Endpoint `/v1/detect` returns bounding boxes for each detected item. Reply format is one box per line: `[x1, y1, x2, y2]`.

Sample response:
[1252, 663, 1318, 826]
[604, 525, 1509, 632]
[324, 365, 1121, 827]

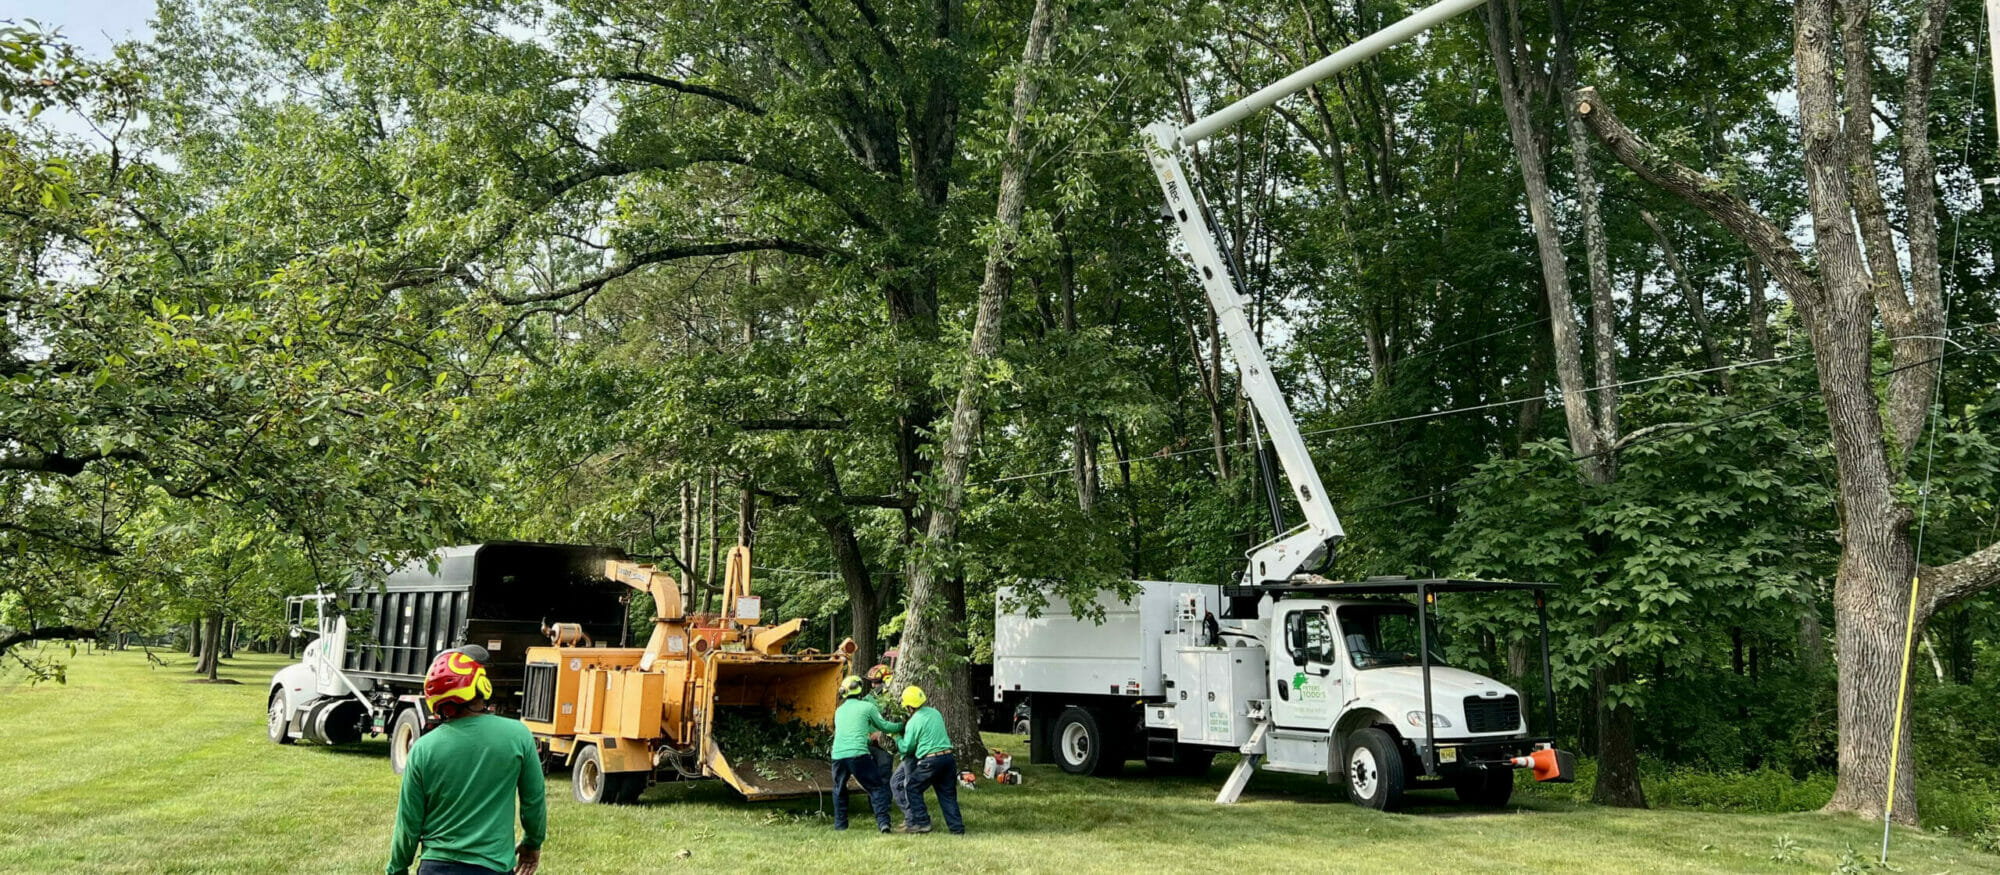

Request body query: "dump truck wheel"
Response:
[389, 707, 424, 776]
[1053, 706, 1121, 776]
[1345, 727, 1405, 811]
[1453, 765, 1514, 808]
[267, 689, 295, 745]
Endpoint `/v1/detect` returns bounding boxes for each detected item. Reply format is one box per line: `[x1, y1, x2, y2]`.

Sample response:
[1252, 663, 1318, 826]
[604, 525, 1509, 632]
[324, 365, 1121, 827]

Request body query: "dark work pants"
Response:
[831, 754, 893, 830]
[906, 753, 965, 834]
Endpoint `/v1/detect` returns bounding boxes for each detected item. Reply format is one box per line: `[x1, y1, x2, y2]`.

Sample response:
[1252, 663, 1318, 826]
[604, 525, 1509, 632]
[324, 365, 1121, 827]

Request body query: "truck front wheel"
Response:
[267, 689, 295, 745]
[1345, 727, 1406, 811]
[1454, 765, 1514, 807]
[389, 707, 424, 775]
[1053, 706, 1122, 777]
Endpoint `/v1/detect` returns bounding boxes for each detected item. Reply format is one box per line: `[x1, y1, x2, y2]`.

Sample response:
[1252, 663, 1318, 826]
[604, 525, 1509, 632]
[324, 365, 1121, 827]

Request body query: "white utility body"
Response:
[992, 0, 1574, 809]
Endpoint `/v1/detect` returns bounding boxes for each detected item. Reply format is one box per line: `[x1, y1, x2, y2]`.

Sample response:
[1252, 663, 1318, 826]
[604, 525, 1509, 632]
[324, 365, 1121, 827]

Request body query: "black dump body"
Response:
[340, 542, 629, 705]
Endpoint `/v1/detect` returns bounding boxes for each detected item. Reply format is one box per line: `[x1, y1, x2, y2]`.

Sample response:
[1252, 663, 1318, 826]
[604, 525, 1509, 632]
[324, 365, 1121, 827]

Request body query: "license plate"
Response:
[1438, 747, 1458, 764]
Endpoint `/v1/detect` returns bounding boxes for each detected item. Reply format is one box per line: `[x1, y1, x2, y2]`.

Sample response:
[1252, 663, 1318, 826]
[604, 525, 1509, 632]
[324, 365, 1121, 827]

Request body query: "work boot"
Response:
[900, 824, 932, 834]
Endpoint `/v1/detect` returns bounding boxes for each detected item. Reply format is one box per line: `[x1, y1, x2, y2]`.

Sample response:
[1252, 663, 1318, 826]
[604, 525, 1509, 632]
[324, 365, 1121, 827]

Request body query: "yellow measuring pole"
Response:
[1879, 573, 1923, 863]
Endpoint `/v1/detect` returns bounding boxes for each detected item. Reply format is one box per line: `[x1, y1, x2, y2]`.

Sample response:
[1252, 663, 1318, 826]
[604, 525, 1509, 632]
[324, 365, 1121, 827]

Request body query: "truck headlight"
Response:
[1406, 710, 1452, 729]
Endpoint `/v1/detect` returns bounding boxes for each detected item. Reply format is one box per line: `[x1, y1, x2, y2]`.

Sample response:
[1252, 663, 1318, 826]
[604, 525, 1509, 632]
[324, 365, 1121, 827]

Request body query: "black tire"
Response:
[573, 744, 636, 804]
[1345, 727, 1406, 811]
[615, 773, 648, 804]
[267, 688, 295, 745]
[389, 706, 425, 775]
[1012, 717, 1030, 739]
[1052, 706, 1123, 776]
[1145, 743, 1216, 777]
[1454, 765, 1514, 808]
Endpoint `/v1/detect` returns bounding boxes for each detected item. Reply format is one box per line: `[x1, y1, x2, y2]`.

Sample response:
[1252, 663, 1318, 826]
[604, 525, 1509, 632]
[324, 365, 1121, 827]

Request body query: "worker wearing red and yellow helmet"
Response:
[423, 645, 495, 720]
[387, 646, 548, 875]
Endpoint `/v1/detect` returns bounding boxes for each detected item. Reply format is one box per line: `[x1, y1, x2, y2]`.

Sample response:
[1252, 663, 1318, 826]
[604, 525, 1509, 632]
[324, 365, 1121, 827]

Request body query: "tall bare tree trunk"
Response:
[1060, 233, 1098, 511]
[899, 0, 1059, 761]
[1489, 0, 1642, 808]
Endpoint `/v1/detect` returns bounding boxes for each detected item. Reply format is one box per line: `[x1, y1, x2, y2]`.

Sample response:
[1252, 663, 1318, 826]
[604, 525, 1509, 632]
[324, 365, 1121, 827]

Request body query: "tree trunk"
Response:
[814, 456, 882, 668]
[222, 619, 235, 659]
[1484, 0, 1609, 483]
[1640, 209, 1731, 390]
[1492, 0, 1641, 807]
[195, 610, 223, 680]
[1745, 258, 1772, 359]
[1060, 232, 1098, 512]
[188, 618, 203, 657]
[1549, 0, 1620, 442]
[898, 0, 1058, 762]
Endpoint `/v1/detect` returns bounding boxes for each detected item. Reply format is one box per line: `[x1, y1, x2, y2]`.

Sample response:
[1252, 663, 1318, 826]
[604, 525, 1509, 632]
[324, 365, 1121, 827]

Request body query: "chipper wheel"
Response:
[572, 744, 644, 804]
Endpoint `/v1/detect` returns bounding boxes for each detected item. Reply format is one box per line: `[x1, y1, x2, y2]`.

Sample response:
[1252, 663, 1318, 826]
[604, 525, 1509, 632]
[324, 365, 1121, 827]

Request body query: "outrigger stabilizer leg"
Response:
[1215, 719, 1271, 804]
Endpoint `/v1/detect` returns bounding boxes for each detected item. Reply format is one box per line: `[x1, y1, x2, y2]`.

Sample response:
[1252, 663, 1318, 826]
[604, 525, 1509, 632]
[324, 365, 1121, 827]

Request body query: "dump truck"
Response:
[520, 545, 853, 803]
[265, 541, 630, 774]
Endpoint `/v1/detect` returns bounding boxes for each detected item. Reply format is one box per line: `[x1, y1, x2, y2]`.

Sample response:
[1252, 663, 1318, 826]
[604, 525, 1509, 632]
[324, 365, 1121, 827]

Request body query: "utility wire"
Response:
[981, 321, 1999, 488]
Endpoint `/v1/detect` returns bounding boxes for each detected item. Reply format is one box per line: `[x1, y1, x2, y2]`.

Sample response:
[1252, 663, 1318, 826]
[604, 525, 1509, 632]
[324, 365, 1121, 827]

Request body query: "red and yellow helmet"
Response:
[424, 647, 493, 716]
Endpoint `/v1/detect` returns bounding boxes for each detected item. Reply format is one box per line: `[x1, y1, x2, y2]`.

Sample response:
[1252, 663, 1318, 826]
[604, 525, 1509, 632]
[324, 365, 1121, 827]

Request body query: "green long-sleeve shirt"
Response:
[386, 713, 547, 875]
[831, 697, 902, 759]
[901, 705, 953, 758]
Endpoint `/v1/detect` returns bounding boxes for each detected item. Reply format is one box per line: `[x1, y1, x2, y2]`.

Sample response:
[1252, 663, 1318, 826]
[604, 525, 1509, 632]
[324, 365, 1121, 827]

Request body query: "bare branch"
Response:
[603, 71, 767, 116]
[1573, 87, 1821, 309]
[496, 238, 838, 306]
[1926, 539, 2000, 616]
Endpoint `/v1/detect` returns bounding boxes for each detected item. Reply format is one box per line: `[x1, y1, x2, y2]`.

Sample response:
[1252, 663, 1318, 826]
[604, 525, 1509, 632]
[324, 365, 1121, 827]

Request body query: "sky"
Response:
[12, 0, 157, 57]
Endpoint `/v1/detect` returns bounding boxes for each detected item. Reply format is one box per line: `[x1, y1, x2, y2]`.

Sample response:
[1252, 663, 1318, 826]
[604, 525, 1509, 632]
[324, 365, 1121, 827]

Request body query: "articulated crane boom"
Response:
[1143, 0, 1489, 590]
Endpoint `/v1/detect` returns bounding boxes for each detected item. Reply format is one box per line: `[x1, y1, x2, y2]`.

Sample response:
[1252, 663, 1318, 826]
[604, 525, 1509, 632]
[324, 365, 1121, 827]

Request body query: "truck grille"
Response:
[522, 662, 557, 723]
[1462, 695, 1520, 733]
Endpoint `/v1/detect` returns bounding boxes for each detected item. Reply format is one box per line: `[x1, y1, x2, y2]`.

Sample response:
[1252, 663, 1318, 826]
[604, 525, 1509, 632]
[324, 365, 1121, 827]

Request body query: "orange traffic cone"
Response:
[1507, 748, 1577, 783]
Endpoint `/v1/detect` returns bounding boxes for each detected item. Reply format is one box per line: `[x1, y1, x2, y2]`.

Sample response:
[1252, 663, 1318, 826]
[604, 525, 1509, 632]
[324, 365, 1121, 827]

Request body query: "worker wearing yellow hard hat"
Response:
[895, 685, 964, 834]
[830, 675, 902, 833]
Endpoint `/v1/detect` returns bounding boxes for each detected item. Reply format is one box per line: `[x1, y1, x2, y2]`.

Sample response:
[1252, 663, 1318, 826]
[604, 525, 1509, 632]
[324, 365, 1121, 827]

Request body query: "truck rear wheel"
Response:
[1053, 706, 1122, 776]
[389, 707, 424, 775]
[1345, 727, 1406, 811]
[1454, 765, 1514, 808]
[267, 689, 295, 745]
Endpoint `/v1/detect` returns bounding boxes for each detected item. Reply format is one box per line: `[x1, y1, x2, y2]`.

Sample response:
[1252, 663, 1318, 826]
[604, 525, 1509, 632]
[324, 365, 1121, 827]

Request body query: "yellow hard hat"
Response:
[841, 675, 866, 698]
[901, 685, 927, 709]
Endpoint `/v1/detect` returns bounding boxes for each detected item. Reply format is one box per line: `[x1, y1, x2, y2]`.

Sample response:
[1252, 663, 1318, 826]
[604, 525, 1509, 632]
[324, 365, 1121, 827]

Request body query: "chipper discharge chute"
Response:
[519, 544, 855, 804]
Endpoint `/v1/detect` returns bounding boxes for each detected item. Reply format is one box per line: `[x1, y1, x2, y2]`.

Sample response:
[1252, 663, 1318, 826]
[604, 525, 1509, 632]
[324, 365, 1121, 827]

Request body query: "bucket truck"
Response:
[993, 0, 1575, 809]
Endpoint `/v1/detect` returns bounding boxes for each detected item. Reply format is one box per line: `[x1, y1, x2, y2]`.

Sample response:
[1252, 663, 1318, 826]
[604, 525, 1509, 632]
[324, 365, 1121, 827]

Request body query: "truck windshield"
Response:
[1337, 605, 1438, 669]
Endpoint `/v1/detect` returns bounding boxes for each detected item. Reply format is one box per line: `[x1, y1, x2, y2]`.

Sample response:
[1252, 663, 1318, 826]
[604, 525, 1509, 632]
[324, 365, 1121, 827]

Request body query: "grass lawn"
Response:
[0, 650, 1992, 874]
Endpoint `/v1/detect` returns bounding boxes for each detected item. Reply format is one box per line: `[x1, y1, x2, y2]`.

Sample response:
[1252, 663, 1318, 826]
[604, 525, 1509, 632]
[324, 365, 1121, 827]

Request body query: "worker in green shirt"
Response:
[387, 647, 548, 875]
[831, 674, 902, 832]
[897, 685, 964, 834]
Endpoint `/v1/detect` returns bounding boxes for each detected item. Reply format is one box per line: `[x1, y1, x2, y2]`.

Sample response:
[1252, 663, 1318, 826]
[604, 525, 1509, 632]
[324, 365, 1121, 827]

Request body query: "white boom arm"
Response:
[1145, 0, 1488, 587]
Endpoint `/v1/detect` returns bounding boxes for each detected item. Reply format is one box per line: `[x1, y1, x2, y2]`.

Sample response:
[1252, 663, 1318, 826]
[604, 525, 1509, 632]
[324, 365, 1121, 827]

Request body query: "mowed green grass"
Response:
[0, 651, 1992, 874]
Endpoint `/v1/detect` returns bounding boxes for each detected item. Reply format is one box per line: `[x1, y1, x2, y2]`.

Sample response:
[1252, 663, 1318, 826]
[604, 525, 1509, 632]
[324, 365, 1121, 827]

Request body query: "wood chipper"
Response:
[519, 545, 854, 803]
